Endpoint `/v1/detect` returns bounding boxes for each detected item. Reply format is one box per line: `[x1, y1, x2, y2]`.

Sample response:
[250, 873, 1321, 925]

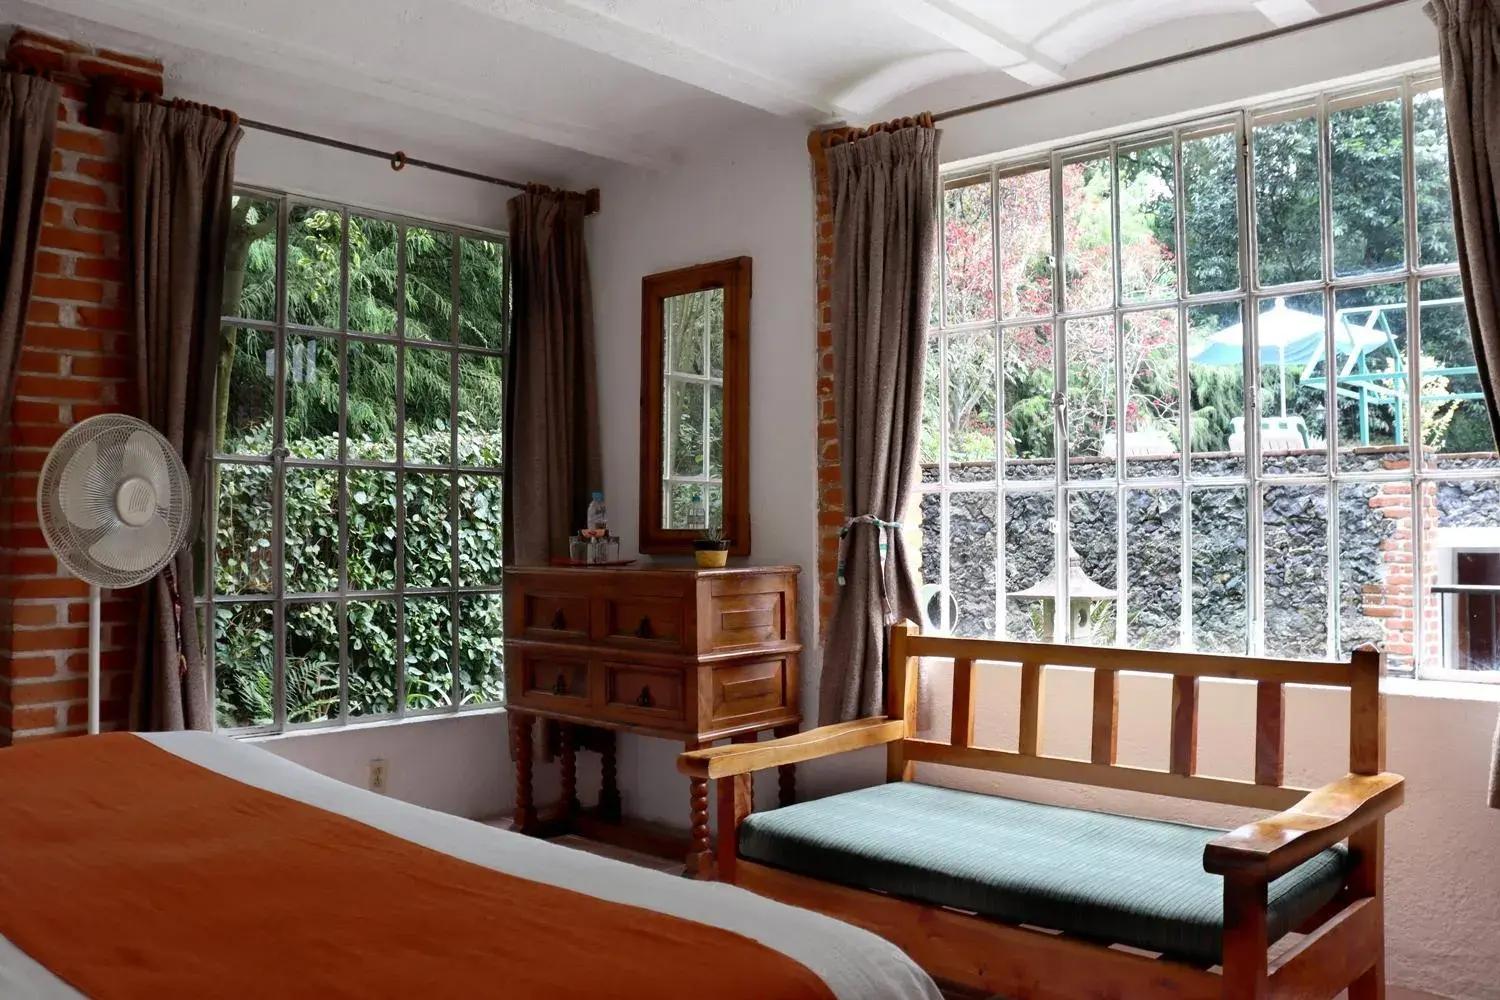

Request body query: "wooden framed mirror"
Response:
[639, 257, 751, 556]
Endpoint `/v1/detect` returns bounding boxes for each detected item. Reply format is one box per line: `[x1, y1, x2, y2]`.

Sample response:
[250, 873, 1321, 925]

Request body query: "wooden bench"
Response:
[678, 622, 1403, 1000]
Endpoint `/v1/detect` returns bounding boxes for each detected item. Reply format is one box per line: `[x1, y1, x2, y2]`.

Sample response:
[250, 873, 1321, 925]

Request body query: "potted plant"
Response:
[694, 521, 731, 568]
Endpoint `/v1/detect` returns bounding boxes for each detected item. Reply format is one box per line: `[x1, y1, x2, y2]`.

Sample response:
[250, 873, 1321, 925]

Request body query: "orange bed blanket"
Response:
[0, 733, 835, 1000]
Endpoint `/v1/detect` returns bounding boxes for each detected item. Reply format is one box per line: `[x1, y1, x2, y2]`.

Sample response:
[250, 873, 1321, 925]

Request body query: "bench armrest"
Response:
[1203, 772, 1404, 880]
[677, 718, 905, 780]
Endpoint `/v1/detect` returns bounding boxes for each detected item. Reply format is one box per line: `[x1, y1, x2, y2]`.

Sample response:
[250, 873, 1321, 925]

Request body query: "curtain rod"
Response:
[931, 0, 1420, 123]
[238, 118, 601, 214]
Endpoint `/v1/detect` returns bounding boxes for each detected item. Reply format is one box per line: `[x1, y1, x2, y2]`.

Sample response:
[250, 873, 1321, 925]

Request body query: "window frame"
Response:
[926, 65, 1500, 682]
[207, 186, 511, 735]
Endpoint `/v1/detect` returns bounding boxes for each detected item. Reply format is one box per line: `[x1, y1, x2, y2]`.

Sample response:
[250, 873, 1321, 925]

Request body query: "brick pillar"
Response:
[0, 31, 164, 744]
[809, 131, 841, 640]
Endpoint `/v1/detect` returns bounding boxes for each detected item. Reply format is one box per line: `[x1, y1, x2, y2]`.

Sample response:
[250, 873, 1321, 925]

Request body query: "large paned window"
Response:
[922, 70, 1500, 679]
[210, 190, 509, 732]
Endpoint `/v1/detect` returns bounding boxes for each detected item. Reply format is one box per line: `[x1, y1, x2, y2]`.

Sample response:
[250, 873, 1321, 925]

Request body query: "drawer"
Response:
[602, 662, 686, 721]
[599, 595, 684, 650]
[708, 657, 788, 723]
[516, 652, 592, 704]
[518, 589, 591, 641]
[707, 588, 789, 650]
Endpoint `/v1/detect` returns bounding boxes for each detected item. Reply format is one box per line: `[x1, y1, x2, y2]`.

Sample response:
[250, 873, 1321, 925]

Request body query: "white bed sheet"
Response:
[0, 731, 940, 1000]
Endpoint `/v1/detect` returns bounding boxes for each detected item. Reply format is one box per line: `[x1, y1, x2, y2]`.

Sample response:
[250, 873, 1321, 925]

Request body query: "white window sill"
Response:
[240, 705, 507, 744]
[1382, 676, 1500, 703]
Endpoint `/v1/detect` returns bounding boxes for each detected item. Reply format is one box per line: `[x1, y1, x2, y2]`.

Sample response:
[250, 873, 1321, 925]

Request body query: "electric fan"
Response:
[36, 414, 192, 733]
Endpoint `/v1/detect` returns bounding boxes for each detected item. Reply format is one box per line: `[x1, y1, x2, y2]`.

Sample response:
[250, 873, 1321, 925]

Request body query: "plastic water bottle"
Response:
[586, 492, 608, 535]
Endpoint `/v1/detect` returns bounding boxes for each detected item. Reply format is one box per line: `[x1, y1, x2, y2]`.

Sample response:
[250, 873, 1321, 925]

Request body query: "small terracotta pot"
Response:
[694, 548, 729, 568]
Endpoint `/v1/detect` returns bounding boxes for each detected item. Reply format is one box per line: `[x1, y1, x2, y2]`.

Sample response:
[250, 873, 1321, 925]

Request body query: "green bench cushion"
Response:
[738, 781, 1348, 966]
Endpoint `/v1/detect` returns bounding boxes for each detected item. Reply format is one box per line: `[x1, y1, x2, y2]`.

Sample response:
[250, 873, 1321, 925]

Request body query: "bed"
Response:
[0, 731, 939, 1000]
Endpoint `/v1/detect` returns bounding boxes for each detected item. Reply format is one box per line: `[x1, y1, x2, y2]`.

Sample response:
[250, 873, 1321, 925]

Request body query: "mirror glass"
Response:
[662, 288, 725, 530]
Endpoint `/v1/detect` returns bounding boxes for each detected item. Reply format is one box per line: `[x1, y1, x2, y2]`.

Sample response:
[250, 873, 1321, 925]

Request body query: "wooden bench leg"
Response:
[1222, 873, 1269, 1000]
[685, 738, 712, 878]
[774, 723, 797, 806]
[1348, 821, 1386, 1000]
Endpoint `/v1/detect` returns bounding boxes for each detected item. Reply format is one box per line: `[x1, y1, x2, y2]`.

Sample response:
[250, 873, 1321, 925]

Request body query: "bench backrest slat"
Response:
[889, 622, 1385, 808]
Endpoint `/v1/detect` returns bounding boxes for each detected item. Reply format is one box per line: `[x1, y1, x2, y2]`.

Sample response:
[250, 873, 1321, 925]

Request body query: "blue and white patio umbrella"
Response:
[1189, 297, 1388, 415]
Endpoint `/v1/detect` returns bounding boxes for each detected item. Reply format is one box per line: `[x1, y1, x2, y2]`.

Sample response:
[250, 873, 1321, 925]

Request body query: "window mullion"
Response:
[1049, 151, 1068, 643]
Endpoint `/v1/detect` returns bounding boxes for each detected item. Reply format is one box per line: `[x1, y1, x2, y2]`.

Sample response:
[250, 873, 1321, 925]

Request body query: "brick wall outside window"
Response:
[808, 132, 841, 640]
[0, 30, 164, 744]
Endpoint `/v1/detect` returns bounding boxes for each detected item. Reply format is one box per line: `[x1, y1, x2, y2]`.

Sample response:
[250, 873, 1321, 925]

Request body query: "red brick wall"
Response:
[809, 131, 840, 639]
[0, 30, 163, 744]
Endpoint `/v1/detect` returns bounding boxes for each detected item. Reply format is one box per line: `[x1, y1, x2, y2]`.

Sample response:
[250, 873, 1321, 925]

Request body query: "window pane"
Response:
[1413, 88, 1457, 267]
[921, 334, 941, 479]
[215, 462, 272, 595]
[917, 493, 945, 631]
[1334, 282, 1410, 472]
[348, 469, 397, 591]
[460, 594, 506, 704]
[404, 227, 453, 341]
[1419, 276, 1497, 467]
[1262, 484, 1330, 658]
[944, 175, 994, 325]
[405, 596, 455, 711]
[285, 602, 339, 724]
[707, 288, 725, 378]
[286, 205, 343, 329]
[1118, 140, 1177, 303]
[1068, 490, 1119, 646]
[1253, 110, 1323, 286]
[284, 468, 339, 594]
[218, 326, 274, 456]
[1331, 93, 1406, 276]
[1065, 316, 1115, 480]
[708, 384, 724, 479]
[1003, 324, 1054, 479]
[1257, 294, 1328, 476]
[284, 334, 340, 461]
[1126, 488, 1183, 649]
[347, 600, 396, 717]
[1123, 309, 1180, 478]
[457, 352, 504, 468]
[1190, 487, 1248, 653]
[1187, 302, 1246, 477]
[404, 472, 453, 589]
[347, 340, 398, 463]
[948, 490, 997, 637]
[1427, 479, 1500, 672]
[458, 474, 504, 586]
[666, 483, 707, 531]
[1063, 156, 1113, 312]
[1005, 491, 1056, 640]
[946, 330, 998, 479]
[224, 195, 278, 322]
[347, 216, 398, 335]
[667, 291, 707, 376]
[458, 236, 507, 349]
[214, 603, 273, 728]
[668, 380, 706, 477]
[997, 167, 1053, 319]
[404, 346, 452, 465]
[1339, 482, 1415, 670]
[1183, 124, 1241, 294]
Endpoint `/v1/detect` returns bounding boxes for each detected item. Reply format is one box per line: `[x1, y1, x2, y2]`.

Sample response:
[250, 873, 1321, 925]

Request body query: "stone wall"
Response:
[916, 447, 1500, 671]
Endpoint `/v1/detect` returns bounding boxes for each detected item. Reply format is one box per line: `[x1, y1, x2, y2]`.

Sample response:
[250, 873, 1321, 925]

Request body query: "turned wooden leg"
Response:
[774, 723, 798, 807]
[686, 739, 712, 878]
[1348, 822, 1387, 1000]
[510, 712, 537, 835]
[597, 730, 622, 822]
[559, 723, 578, 818]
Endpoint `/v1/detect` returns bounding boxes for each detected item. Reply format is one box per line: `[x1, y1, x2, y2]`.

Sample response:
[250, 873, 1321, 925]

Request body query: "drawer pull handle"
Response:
[634, 616, 653, 639]
[550, 609, 567, 630]
[635, 685, 655, 709]
[552, 674, 569, 696]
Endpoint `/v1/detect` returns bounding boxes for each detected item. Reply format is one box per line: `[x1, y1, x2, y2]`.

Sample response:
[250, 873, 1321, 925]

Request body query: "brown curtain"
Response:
[0, 71, 61, 421]
[504, 186, 601, 565]
[817, 121, 941, 724]
[122, 100, 242, 731]
[1425, 0, 1500, 806]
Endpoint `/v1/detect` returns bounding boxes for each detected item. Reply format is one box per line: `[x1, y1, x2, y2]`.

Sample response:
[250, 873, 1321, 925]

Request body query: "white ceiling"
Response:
[4, 0, 1363, 186]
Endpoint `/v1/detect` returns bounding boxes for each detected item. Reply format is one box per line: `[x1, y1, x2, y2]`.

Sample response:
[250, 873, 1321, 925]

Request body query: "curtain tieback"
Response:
[836, 515, 904, 586]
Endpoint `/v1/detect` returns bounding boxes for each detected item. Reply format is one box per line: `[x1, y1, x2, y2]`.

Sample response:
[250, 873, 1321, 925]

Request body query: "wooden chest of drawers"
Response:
[503, 564, 802, 874]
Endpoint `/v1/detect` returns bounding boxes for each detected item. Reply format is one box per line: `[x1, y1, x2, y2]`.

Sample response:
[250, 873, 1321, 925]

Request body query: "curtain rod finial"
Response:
[584, 188, 601, 216]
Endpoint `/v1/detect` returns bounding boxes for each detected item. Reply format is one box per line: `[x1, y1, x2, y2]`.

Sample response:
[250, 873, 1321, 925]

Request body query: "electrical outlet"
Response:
[368, 758, 389, 794]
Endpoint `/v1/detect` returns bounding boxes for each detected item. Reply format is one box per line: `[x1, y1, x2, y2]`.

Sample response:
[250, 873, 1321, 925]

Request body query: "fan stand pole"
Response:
[88, 583, 101, 736]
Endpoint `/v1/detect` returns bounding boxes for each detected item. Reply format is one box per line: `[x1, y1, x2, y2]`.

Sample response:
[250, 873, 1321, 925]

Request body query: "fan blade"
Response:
[57, 440, 112, 531]
[121, 429, 173, 508]
[87, 514, 173, 581]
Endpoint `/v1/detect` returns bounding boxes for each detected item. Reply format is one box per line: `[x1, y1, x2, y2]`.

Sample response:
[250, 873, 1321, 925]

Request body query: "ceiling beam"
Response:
[447, 0, 836, 119]
[1253, 0, 1321, 26]
[884, 0, 1067, 87]
[32, 0, 665, 164]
